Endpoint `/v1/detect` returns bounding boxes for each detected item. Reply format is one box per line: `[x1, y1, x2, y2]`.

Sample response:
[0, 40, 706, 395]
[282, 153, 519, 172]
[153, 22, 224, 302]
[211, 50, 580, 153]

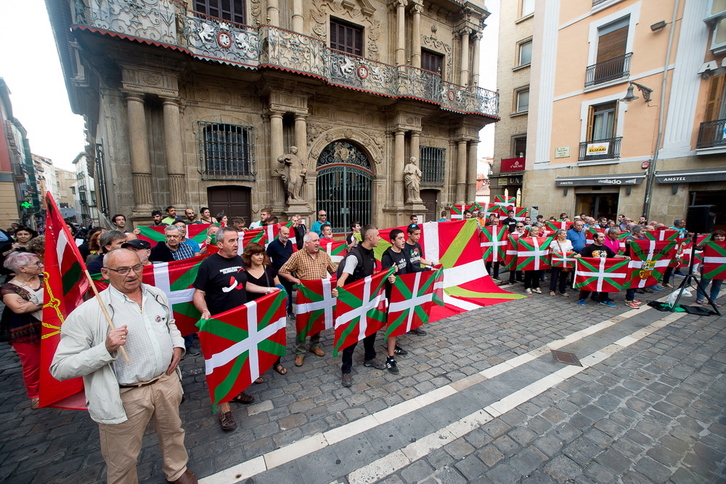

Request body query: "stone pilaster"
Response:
[162, 97, 185, 207]
[125, 92, 153, 213]
[456, 139, 468, 203]
[459, 27, 471, 86]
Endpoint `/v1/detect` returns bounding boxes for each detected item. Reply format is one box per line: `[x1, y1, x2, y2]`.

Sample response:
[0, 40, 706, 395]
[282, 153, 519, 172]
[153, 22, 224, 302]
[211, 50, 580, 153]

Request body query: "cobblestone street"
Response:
[1, 276, 725, 483]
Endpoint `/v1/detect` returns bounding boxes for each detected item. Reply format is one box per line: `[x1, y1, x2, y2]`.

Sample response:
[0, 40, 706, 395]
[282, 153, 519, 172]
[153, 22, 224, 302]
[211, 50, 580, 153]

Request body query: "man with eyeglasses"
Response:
[149, 226, 196, 263]
[51, 249, 197, 484]
[310, 210, 328, 236]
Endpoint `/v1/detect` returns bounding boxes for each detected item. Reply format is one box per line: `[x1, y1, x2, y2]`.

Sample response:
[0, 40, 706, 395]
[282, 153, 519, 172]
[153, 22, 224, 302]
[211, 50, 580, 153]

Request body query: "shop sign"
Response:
[501, 157, 525, 172]
[586, 142, 610, 156]
[555, 173, 645, 187]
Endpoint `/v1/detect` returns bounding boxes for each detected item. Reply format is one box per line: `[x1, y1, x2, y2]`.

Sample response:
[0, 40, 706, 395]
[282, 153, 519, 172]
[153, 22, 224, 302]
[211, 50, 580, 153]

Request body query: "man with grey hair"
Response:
[150, 225, 196, 263]
[278, 231, 338, 367]
[87, 230, 127, 274]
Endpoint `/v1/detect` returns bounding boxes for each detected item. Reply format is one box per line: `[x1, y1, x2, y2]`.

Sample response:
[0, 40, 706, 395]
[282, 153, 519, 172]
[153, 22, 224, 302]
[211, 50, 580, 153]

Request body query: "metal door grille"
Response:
[316, 141, 372, 233]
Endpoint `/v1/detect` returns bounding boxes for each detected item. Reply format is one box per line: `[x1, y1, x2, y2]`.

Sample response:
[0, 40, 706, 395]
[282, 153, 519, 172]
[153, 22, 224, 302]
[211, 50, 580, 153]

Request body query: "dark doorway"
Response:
[575, 193, 618, 220]
[207, 186, 251, 225]
[420, 190, 438, 222]
[690, 190, 726, 231]
[316, 141, 373, 233]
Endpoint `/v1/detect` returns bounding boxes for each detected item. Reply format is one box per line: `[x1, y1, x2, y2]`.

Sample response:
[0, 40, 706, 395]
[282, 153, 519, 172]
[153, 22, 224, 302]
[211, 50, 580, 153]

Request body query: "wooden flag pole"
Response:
[83, 269, 130, 363]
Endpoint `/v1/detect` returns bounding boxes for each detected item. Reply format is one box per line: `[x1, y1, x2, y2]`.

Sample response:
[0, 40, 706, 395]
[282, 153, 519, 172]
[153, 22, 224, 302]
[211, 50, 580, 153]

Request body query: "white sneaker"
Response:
[533, 288, 542, 294]
[525, 288, 532, 294]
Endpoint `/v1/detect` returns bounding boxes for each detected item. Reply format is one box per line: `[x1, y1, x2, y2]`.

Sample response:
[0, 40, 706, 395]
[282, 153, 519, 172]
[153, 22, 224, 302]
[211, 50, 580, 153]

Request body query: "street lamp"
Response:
[620, 81, 653, 103]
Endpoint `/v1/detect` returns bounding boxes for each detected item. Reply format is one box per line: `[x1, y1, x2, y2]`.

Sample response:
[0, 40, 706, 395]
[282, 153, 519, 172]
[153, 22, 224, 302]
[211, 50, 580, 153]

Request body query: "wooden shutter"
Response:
[704, 74, 726, 122]
[597, 26, 628, 63]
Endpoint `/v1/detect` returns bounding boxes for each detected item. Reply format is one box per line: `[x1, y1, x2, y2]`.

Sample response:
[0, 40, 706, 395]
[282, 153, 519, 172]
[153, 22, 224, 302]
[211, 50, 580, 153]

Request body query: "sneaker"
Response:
[635, 288, 646, 294]
[625, 301, 640, 309]
[342, 373, 353, 387]
[651, 285, 664, 291]
[632, 299, 643, 305]
[525, 288, 532, 295]
[492, 277, 502, 283]
[394, 345, 408, 356]
[599, 300, 616, 307]
[664, 283, 673, 288]
[533, 288, 542, 294]
[287, 312, 296, 320]
[364, 358, 386, 370]
[409, 327, 427, 336]
[578, 299, 586, 306]
[186, 347, 201, 357]
[386, 358, 399, 374]
[643, 288, 654, 293]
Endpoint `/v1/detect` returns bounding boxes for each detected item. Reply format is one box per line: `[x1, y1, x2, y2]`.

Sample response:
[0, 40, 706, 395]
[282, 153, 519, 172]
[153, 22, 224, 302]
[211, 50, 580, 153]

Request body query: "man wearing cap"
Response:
[121, 239, 152, 266]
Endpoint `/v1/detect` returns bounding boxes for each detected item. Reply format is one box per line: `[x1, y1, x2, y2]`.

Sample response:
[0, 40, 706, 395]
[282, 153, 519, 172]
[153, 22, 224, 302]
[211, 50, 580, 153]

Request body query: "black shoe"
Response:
[409, 327, 427, 336]
[386, 357, 399, 374]
[186, 347, 201, 357]
[394, 345, 408, 356]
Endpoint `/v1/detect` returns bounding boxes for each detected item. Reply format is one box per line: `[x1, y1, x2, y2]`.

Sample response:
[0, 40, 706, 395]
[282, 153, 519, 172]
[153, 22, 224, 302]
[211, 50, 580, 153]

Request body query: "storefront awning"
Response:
[655, 167, 726, 184]
[555, 173, 645, 187]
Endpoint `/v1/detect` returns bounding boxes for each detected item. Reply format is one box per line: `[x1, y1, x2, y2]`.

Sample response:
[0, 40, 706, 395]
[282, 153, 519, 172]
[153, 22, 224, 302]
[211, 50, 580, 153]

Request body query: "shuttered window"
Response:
[704, 73, 726, 122]
[194, 0, 246, 25]
[422, 49, 444, 75]
[330, 18, 363, 56]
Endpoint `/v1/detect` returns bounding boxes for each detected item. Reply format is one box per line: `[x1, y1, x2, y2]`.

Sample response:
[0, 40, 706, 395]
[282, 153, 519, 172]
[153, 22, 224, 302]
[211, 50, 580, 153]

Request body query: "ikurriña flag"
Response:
[320, 240, 347, 263]
[480, 225, 508, 263]
[516, 236, 553, 271]
[295, 278, 336, 341]
[197, 290, 287, 405]
[333, 268, 393, 356]
[546, 221, 573, 232]
[386, 267, 443, 339]
[550, 250, 577, 269]
[574, 257, 630, 292]
[41, 193, 87, 409]
[702, 240, 726, 280]
[625, 239, 677, 289]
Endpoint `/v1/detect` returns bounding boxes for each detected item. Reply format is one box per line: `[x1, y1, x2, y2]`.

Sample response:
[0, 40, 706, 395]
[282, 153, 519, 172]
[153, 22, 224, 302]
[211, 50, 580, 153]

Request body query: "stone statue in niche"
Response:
[277, 146, 307, 201]
[404, 157, 422, 203]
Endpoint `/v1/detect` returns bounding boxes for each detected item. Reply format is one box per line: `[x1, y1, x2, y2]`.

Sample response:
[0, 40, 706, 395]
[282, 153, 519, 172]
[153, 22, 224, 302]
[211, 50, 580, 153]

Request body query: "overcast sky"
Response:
[0, 0, 499, 171]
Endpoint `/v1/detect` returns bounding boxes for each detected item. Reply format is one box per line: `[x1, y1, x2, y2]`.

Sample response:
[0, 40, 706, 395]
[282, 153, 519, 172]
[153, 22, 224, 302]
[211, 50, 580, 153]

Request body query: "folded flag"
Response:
[295, 278, 336, 341]
[197, 291, 287, 405]
[333, 268, 393, 356]
[574, 257, 630, 292]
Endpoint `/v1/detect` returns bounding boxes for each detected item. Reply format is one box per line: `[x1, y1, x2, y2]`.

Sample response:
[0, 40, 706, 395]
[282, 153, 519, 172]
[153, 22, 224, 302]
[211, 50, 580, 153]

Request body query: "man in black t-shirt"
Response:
[193, 227, 278, 432]
[574, 232, 629, 307]
[501, 209, 518, 233]
[381, 229, 425, 374]
[404, 224, 434, 335]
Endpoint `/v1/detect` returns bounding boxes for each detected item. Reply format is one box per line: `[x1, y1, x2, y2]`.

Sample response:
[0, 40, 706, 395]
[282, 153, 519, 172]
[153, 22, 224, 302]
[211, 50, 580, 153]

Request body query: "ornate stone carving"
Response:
[276, 146, 307, 202]
[403, 157, 422, 203]
[308, 126, 384, 168]
[249, 0, 262, 26]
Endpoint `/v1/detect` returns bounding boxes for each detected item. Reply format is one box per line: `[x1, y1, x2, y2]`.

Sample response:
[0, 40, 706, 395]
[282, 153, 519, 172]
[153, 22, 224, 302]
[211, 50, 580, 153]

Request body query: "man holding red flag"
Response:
[51, 249, 198, 484]
[334, 225, 393, 387]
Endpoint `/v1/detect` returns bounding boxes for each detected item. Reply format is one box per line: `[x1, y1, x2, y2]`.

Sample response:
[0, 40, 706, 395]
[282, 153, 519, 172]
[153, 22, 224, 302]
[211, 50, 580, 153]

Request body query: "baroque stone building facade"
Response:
[47, 0, 498, 230]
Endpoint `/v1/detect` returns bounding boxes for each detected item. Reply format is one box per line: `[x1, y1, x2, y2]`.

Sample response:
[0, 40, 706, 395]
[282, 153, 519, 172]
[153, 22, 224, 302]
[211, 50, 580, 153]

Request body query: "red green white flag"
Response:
[295, 278, 336, 340]
[585, 227, 604, 245]
[321, 240, 347, 263]
[511, 207, 528, 222]
[516, 237, 553, 271]
[333, 268, 393, 356]
[137, 226, 167, 244]
[197, 291, 287, 405]
[494, 195, 516, 205]
[573, 257, 630, 292]
[480, 225, 508, 262]
[625, 239, 677, 288]
[546, 221, 573, 232]
[550, 250, 577, 268]
[386, 267, 443, 338]
[702, 241, 726, 280]
[503, 234, 520, 271]
[450, 204, 478, 220]
[41, 193, 86, 409]
[644, 229, 680, 241]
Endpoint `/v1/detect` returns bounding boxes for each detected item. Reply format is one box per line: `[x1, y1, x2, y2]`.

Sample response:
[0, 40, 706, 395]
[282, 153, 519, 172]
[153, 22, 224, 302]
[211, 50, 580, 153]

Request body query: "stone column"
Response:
[125, 92, 153, 213]
[393, 129, 406, 207]
[268, 0, 280, 27]
[162, 98, 185, 207]
[395, 0, 408, 66]
[270, 111, 285, 209]
[459, 28, 471, 86]
[294, 113, 308, 200]
[456, 139, 468, 203]
[411, 2, 423, 68]
[467, 140, 479, 202]
[292, 0, 303, 32]
[410, 131, 420, 161]
[471, 32, 482, 87]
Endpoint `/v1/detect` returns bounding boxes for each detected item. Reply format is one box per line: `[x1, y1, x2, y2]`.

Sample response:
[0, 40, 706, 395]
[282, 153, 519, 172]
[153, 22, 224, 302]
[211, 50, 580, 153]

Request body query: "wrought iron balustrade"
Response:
[585, 53, 632, 87]
[697, 119, 726, 149]
[578, 137, 622, 161]
[70, 0, 498, 117]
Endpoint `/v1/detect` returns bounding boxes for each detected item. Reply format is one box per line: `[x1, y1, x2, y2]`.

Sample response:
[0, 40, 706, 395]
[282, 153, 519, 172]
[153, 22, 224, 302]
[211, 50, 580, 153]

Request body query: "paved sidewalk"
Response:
[0, 278, 724, 483]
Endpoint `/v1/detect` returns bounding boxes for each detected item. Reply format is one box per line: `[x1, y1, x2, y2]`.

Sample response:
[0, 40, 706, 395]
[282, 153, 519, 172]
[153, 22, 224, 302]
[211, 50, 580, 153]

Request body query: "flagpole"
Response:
[83, 269, 131, 363]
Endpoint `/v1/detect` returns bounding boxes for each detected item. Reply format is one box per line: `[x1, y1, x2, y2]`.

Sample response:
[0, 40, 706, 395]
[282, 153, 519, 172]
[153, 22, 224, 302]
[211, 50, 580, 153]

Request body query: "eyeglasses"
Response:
[104, 264, 144, 276]
[516, 225, 524, 228]
[29, 260, 44, 267]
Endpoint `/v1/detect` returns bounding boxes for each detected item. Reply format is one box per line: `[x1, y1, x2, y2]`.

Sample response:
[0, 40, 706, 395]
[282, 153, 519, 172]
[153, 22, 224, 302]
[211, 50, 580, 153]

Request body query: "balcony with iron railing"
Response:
[696, 119, 726, 151]
[578, 137, 622, 161]
[69, 0, 498, 118]
[585, 53, 632, 88]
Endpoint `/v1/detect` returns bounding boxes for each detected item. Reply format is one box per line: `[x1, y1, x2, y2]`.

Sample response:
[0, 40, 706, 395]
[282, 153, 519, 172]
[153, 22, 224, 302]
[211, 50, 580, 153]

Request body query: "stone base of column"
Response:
[405, 202, 428, 218]
[132, 172, 154, 214]
[168, 174, 186, 207]
[284, 201, 312, 217]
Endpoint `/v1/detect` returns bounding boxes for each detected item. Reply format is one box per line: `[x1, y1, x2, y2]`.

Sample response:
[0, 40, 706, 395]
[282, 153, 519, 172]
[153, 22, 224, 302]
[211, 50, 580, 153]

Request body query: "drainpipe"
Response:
[642, 0, 680, 218]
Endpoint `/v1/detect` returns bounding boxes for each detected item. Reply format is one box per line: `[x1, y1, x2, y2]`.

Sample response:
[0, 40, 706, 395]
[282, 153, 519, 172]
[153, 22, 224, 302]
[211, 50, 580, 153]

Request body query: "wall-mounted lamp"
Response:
[650, 20, 667, 32]
[620, 81, 653, 103]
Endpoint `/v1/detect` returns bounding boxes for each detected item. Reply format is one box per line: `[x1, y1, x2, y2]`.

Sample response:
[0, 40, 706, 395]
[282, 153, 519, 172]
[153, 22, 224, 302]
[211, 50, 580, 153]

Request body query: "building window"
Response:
[421, 49, 444, 75]
[420, 146, 446, 186]
[697, 73, 726, 148]
[514, 87, 529, 114]
[517, 39, 532, 67]
[512, 135, 527, 158]
[330, 18, 363, 56]
[70, 186, 76, 195]
[586, 16, 631, 87]
[194, 0, 246, 25]
[520, 0, 534, 17]
[199, 122, 255, 180]
[579, 100, 622, 160]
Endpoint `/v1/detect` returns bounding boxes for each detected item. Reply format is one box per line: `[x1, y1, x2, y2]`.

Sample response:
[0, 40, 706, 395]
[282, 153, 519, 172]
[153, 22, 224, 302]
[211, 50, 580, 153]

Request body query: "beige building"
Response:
[490, 0, 533, 205]
[46, 0, 498, 231]
[495, 0, 726, 226]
